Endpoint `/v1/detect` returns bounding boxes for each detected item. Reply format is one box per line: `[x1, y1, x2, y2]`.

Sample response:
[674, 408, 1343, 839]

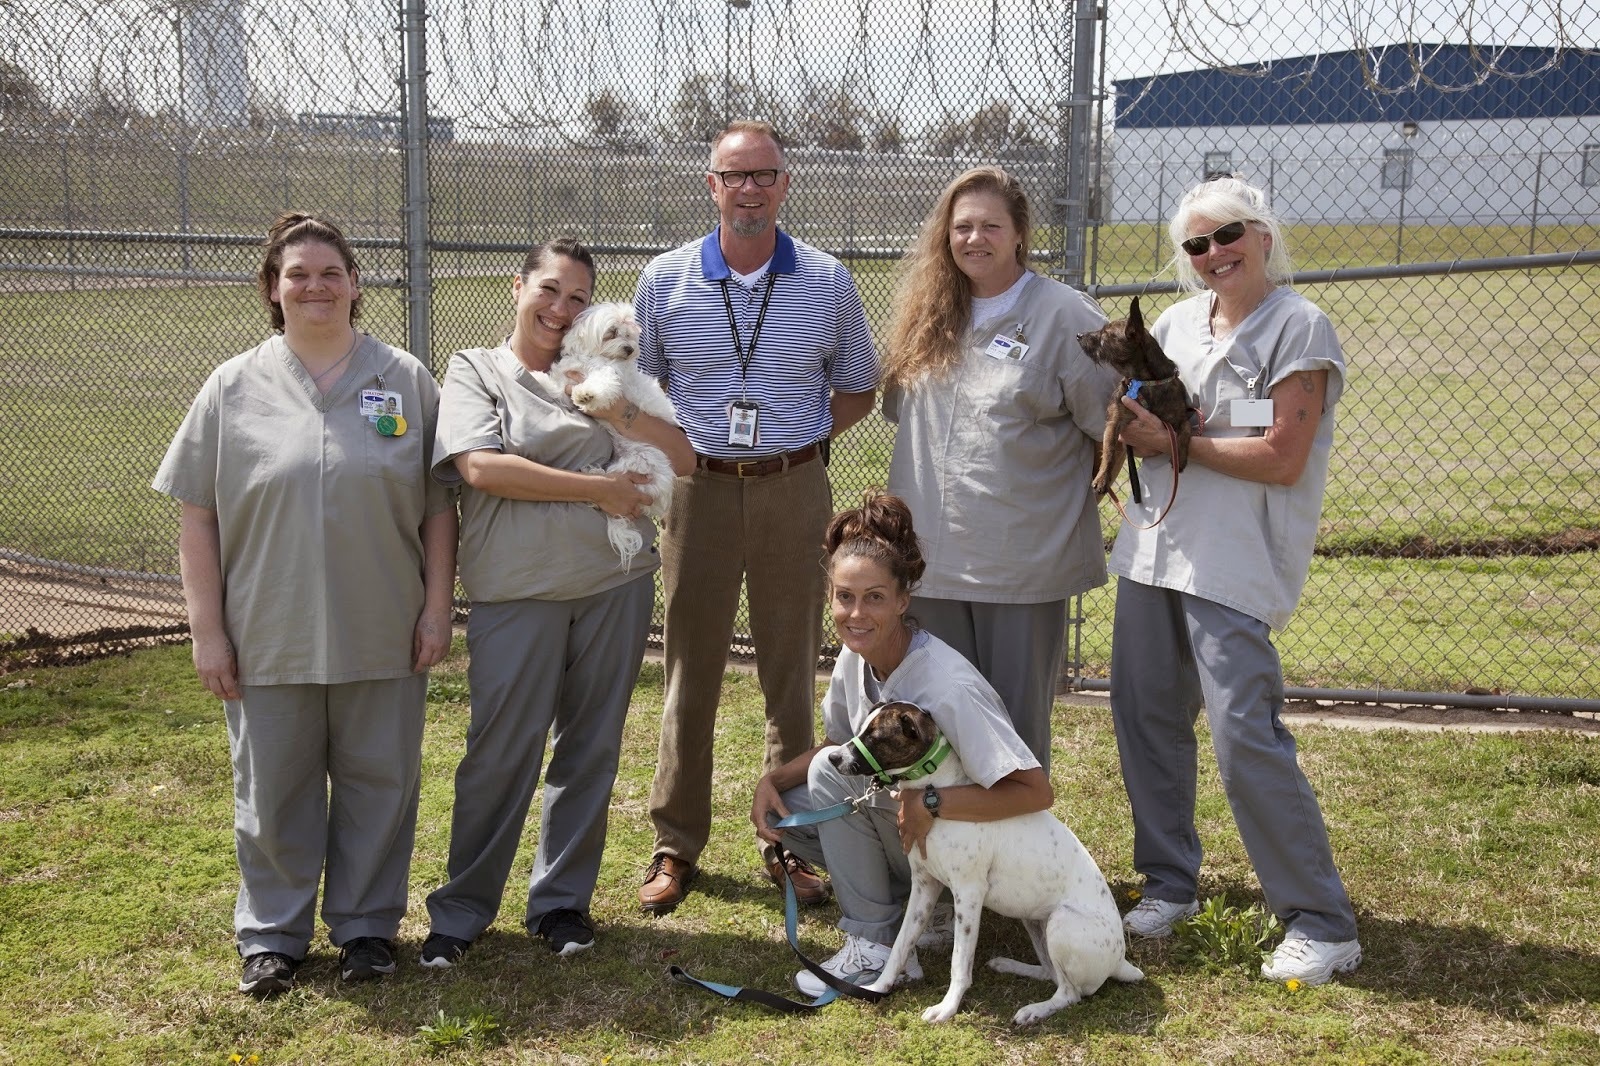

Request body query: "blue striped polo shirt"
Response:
[633, 227, 880, 458]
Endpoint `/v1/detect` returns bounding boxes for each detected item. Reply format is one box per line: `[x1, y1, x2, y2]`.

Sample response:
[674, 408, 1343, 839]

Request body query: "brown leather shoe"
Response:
[639, 852, 697, 916]
[762, 852, 832, 906]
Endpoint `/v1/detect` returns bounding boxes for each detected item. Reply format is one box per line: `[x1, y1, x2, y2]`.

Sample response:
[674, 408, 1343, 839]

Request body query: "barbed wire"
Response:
[1, 0, 1595, 146]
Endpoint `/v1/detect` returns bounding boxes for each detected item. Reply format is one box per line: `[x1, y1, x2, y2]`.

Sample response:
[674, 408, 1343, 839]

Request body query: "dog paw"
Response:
[921, 1002, 960, 1024]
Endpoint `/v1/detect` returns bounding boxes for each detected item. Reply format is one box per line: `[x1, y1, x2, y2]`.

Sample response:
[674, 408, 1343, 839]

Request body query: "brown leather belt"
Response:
[696, 443, 821, 478]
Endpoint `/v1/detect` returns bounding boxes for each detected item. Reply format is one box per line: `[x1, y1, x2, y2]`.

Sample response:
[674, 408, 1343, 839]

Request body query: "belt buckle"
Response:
[736, 459, 763, 478]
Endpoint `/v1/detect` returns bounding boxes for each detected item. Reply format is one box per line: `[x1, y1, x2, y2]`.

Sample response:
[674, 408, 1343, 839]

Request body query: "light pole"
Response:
[724, 0, 750, 126]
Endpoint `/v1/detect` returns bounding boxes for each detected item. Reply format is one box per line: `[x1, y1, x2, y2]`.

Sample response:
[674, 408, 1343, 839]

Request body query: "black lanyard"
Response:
[719, 273, 779, 379]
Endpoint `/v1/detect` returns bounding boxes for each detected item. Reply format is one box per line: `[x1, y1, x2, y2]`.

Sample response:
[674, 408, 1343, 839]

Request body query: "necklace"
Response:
[1210, 287, 1272, 340]
[292, 332, 360, 385]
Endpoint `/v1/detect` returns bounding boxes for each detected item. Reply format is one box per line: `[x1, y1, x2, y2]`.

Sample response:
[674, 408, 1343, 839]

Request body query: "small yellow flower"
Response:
[247, 1057, 260, 1065]
[1127, 889, 1142, 902]
[1285, 978, 1302, 992]
[230, 1056, 242, 1065]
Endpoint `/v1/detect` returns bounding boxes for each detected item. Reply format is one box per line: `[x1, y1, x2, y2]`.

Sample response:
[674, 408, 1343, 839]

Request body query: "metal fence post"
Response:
[400, 0, 433, 370]
[1055, 0, 1099, 287]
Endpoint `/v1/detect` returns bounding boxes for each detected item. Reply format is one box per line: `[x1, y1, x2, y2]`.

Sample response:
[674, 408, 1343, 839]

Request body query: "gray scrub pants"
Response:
[425, 575, 651, 941]
[1109, 578, 1357, 942]
[912, 596, 1066, 773]
[226, 674, 427, 959]
[773, 748, 911, 948]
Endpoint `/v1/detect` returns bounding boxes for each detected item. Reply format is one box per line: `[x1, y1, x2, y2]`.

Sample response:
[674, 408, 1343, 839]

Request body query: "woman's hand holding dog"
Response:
[591, 470, 653, 519]
[894, 788, 936, 859]
[1117, 397, 1173, 459]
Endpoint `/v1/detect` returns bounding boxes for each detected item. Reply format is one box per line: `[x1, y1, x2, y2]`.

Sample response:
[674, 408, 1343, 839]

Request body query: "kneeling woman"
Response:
[750, 491, 1051, 995]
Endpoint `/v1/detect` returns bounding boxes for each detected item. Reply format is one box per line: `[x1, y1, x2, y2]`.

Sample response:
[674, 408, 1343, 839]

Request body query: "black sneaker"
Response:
[238, 952, 298, 998]
[534, 909, 595, 957]
[338, 937, 397, 982]
[420, 932, 472, 969]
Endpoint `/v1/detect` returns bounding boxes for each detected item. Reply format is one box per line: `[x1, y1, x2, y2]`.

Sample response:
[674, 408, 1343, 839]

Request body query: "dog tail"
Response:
[608, 516, 643, 572]
[1112, 958, 1144, 983]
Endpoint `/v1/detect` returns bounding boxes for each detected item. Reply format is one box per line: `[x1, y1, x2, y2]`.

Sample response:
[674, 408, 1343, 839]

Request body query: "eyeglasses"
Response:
[713, 169, 784, 188]
[1180, 220, 1248, 257]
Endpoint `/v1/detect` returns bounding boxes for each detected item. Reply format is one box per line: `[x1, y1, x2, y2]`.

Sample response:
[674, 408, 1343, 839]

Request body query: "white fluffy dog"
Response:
[837, 701, 1144, 1026]
[537, 302, 679, 571]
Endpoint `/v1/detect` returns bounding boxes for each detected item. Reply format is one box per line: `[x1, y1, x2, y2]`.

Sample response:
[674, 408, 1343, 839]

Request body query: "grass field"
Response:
[1, 642, 1598, 1063]
[5, 233, 1599, 696]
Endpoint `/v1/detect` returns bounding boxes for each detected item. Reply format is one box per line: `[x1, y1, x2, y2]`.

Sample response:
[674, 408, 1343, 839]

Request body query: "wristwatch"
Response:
[922, 785, 942, 818]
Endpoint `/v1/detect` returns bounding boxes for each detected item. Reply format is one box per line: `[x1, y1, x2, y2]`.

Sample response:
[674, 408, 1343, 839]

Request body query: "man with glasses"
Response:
[633, 120, 879, 916]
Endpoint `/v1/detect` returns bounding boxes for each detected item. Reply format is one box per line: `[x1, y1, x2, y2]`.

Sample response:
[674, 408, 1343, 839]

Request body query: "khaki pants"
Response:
[648, 458, 831, 863]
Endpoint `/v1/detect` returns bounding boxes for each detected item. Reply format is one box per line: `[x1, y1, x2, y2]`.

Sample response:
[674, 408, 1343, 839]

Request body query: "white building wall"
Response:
[183, 0, 249, 127]
[1108, 117, 1600, 226]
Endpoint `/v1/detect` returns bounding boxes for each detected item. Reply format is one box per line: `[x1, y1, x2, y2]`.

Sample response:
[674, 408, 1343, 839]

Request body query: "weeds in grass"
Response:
[1172, 895, 1284, 972]
[416, 1010, 502, 1055]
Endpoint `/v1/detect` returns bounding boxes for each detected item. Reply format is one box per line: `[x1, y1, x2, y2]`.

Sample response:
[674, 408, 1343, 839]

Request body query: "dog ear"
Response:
[1127, 296, 1144, 333]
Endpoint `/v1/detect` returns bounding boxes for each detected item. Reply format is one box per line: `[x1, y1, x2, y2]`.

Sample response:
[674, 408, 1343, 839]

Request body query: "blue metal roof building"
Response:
[1115, 45, 1600, 129]
[1105, 45, 1600, 226]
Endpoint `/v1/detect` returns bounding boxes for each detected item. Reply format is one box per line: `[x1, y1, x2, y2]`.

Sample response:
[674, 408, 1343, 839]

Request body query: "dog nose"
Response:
[827, 749, 843, 768]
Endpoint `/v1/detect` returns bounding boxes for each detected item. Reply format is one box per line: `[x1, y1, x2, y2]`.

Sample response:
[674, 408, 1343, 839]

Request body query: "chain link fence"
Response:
[2, 1, 1596, 705]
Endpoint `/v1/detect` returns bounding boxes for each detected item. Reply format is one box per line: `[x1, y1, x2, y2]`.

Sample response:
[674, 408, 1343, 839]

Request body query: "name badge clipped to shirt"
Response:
[1231, 398, 1274, 427]
[360, 388, 408, 437]
[728, 400, 759, 448]
[981, 334, 1030, 362]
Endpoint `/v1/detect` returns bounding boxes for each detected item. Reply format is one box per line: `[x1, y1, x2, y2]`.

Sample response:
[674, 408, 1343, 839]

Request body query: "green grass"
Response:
[3, 227, 1599, 697]
[1, 643, 1598, 1063]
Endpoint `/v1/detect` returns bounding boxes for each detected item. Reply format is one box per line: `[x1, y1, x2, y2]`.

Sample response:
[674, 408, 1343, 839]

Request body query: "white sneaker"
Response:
[1261, 935, 1362, 985]
[794, 934, 921, 998]
[1122, 897, 1200, 938]
[915, 903, 955, 949]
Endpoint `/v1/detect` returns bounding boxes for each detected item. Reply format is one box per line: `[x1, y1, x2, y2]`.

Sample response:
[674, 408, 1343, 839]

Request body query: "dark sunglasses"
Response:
[1180, 220, 1248, 257]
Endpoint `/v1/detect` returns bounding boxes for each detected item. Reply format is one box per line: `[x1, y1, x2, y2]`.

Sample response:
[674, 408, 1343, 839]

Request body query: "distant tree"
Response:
[925, 100, 1041, 156]
[0, 58, 46, 118]
[670, 75, 720, 143]
[584, 89, 646, 149]
[791, 81, 866, 151]
[870, 117, 905, 154]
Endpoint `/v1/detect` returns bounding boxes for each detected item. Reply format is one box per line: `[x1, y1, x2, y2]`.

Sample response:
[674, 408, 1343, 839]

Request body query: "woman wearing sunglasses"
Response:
[1106, 177, 1361, 987]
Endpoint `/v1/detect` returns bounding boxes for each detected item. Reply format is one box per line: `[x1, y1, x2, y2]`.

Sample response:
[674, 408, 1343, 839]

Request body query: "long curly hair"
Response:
[823, 489, 926, 594]
[882, 166, 1032, 388]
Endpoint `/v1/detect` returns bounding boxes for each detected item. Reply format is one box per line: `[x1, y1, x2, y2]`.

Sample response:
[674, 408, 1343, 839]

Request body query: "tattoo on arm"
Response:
[621, 401, 640, 429]
[1298, 373, 1315, 393]
[1296, 407, 1309, 422]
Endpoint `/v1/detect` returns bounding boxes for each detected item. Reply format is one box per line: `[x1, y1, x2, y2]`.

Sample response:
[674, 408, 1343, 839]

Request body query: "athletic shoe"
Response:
[535, 909, 595, 957]
[238, 951, 298, 998]
[1122, 896, 1200, 938]
[915, 902, 956, 949]
[420, 932, 472, 969]
[338, 937, 397, 982]
[1261, 935, 1363, 985]
[793, 934, 921, 999]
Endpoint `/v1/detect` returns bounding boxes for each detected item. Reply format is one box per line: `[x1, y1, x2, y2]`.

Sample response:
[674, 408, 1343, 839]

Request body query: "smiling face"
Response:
[269, 240, 358, 335]
[829, 553, 911, 674]
[511, 254, 594, 369]
[708, 130, 790, 240]
[948, 189, 1025, 298]
[1183, 211, 1273, 302]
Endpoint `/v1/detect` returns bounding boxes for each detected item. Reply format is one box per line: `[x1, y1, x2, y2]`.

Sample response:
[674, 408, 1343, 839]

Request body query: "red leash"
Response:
[1106, 422, 1182, 530]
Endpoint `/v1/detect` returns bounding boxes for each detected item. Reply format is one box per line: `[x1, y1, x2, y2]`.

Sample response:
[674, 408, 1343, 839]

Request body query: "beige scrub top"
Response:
[153, 334, 451, 686]
[884, 273, 1118, 604]
[433, 346, 657, 604]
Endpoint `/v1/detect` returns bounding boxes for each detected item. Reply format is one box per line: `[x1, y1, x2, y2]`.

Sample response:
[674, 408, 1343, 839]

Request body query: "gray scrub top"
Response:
[433, 346, 657, 603]
[885, 273, 1118, 604]
[823, 629, 1039, 811]
[1108, 286, 1347, 630]
[153, 334, 451, 686]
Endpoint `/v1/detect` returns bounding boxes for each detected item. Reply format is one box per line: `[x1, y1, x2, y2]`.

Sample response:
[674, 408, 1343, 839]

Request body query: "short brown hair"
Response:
[709, 120, 786, 166]
[257, 212, 362, 331]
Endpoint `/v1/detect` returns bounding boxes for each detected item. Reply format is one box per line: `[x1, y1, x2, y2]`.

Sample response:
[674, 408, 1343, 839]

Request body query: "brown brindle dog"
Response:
[1076, 296, 1191, 498]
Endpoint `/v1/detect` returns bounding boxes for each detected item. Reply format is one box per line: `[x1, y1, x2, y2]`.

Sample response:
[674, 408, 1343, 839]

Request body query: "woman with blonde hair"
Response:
[882, 166, 1118, 772]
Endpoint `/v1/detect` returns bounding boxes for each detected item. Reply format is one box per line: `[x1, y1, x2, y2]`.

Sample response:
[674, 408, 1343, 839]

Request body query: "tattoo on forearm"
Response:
[621, 401, 639, 428]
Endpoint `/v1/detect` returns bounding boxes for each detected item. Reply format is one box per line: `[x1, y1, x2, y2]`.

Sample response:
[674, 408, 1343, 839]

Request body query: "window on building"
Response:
[1583, 144, 1600, 188]
[1204, 151, 1233, 180]
[1383, 147, 1415, 190]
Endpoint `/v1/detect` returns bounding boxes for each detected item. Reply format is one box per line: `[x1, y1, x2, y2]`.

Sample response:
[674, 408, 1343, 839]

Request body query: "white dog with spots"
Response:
[836, 701, 1143, 1026]
[536, 302, 679, 571]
